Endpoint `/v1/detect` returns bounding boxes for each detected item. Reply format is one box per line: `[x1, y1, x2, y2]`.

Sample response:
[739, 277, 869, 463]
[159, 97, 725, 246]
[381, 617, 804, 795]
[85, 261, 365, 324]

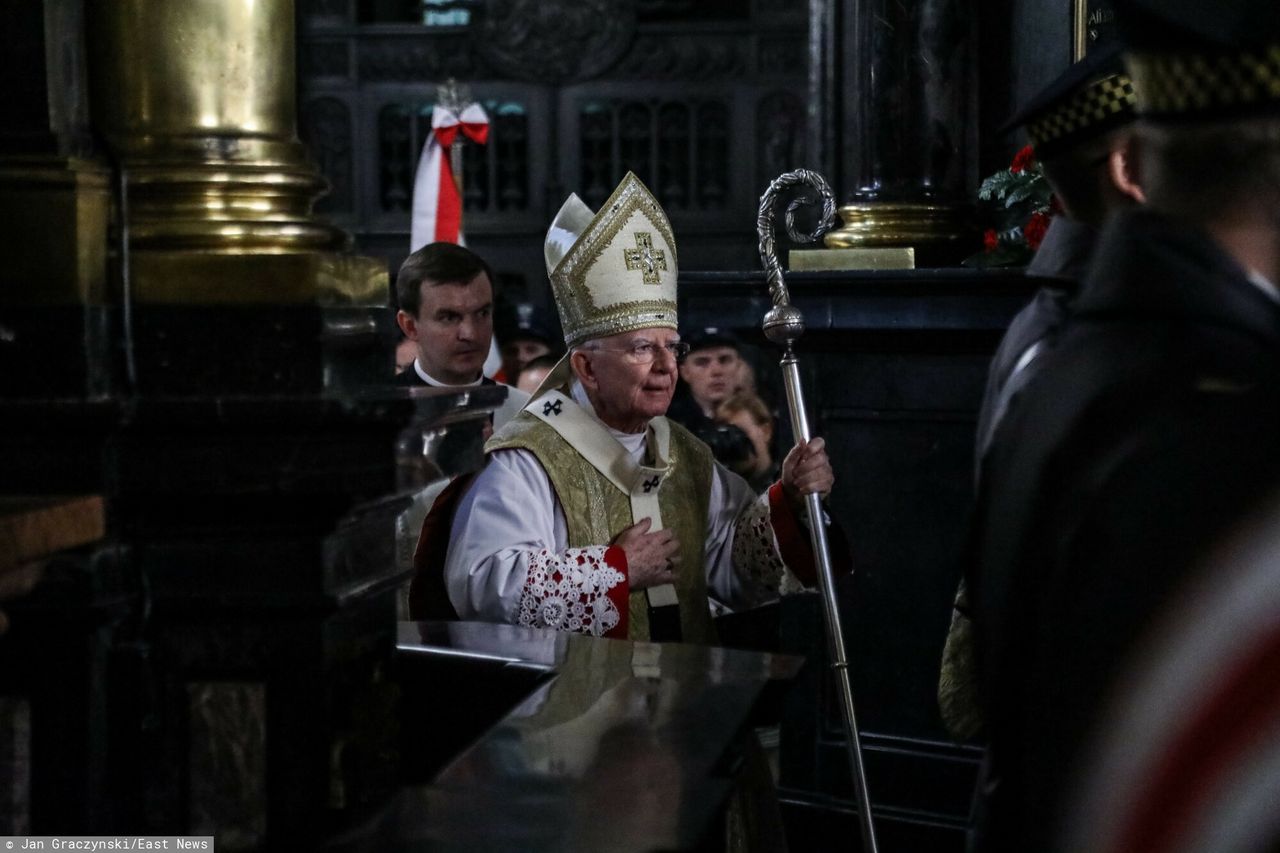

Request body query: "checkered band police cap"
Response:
[1128, 44, 1280, 120]
[1003, 42, 1137, 160]
[1027, 73, 1138, 157]
[1117, 0, 1280, 121]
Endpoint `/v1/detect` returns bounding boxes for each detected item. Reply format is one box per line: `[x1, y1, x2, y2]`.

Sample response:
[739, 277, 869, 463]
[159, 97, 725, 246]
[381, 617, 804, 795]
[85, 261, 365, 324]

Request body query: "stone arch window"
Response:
[577, 97, 728, 213]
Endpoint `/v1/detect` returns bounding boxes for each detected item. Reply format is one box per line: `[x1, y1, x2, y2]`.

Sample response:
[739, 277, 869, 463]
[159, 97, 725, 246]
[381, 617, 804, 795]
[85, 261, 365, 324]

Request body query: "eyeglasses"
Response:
[586, 340, 691, 365]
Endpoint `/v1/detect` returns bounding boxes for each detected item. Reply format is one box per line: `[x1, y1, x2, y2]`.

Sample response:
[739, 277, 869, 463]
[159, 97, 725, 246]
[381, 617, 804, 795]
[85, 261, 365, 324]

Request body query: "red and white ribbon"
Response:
[410, 102, 490, 250]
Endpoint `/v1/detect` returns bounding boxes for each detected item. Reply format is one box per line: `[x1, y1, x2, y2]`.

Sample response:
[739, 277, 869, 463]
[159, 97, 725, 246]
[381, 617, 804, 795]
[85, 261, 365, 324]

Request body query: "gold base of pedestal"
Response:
[823, 202, 972, 260]
[126, 251, 389, 306]
[118, 156, 350, 253]
[0, 157, 111, 305]
[789, 247, 916, 271]
[0, 158, 383, 307]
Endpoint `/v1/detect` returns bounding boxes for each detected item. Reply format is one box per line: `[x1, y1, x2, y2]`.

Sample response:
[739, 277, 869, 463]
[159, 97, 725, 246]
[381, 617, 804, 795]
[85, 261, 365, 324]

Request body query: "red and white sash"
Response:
[410, 102, 490, 250]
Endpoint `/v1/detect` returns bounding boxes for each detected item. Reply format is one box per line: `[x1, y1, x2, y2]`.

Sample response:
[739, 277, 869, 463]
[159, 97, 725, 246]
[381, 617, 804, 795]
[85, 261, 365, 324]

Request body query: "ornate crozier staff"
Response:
[757, 169, 878, 853]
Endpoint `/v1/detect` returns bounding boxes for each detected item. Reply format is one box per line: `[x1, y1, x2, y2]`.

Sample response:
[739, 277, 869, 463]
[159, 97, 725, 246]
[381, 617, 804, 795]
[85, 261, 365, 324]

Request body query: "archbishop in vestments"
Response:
[436, 172, 839, 643]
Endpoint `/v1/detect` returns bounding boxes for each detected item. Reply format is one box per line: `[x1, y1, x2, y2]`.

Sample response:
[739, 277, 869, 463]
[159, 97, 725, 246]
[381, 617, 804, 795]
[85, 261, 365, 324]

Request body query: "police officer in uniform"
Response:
[975, 42, 1144, 461]
[940, 42, 1143, 741]
[967, 1, 1280, 848]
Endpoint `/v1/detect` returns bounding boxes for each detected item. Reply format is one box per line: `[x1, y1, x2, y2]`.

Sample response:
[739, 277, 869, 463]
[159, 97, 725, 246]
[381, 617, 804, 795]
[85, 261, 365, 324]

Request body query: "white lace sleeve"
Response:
[517, 546, 625, 637]
[445, 449, 630, 638]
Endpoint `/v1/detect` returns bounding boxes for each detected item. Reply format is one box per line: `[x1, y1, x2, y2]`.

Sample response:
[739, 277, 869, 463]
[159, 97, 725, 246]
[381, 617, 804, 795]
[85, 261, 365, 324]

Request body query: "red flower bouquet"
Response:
[1010, 144, 1037, 174]
[1024, 211, 1051, 250]
[964, 145, 1057, 268]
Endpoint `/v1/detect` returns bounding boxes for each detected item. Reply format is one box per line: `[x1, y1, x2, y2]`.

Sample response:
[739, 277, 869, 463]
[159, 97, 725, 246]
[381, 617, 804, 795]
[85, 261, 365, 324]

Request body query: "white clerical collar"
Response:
[569, 380, 647, 454]
[413, 359, 484, 388]
[1246, 269, 1280, 305]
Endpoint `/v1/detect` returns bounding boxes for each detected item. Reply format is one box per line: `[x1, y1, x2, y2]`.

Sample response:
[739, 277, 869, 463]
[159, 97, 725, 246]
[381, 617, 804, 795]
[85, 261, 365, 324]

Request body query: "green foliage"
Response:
[977, 170, 1021, 201]
[964, 146, 1055, 269]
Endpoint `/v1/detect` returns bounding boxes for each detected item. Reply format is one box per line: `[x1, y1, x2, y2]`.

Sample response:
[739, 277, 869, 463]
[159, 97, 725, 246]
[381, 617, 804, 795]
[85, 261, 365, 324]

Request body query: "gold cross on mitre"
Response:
[623, 232, 667, 285]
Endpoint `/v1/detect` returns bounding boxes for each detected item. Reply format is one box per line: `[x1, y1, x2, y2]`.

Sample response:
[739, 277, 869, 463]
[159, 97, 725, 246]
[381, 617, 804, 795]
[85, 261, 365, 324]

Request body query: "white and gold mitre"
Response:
[543, 172, 678, 347]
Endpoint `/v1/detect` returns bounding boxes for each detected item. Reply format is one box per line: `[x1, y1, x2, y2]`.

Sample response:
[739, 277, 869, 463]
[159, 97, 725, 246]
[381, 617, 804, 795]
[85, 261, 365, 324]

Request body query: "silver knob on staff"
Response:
[757, 169, 878, 853]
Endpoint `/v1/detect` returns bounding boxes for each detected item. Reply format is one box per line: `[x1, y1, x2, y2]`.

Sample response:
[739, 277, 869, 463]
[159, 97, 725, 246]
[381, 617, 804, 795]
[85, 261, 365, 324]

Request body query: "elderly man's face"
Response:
[572, 327, 682, 433]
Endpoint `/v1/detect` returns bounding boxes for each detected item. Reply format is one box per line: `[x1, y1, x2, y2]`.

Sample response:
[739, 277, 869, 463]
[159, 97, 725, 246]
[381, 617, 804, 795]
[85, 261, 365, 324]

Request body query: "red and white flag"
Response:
[410, 102, 490, 250]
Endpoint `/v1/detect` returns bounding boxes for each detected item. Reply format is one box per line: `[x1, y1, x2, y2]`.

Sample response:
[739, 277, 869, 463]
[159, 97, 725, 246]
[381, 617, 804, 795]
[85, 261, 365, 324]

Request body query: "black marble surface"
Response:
[329, 621, 804, 852]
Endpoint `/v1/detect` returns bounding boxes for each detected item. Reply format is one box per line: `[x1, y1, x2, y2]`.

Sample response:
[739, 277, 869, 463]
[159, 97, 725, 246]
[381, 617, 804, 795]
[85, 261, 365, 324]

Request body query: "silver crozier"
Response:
[756, 169, 878, 853]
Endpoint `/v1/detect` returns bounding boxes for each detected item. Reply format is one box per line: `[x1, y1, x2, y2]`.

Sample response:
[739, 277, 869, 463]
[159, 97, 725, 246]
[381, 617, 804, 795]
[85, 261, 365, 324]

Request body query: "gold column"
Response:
[85, 0, 385, 305]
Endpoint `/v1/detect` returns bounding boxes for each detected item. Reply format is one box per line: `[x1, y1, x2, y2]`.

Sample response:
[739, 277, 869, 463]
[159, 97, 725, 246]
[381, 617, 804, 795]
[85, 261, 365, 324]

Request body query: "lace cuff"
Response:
[516, 545, 629, 638]
[731, 493, 793, 603]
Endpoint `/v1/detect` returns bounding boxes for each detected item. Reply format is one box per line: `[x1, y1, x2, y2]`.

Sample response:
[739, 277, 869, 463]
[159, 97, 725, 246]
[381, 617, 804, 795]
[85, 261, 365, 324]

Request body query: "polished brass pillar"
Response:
[84, 0, 385, 304]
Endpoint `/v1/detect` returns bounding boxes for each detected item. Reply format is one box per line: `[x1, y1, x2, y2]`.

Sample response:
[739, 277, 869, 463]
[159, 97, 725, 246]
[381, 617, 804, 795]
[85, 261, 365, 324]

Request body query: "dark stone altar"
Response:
[331, 622, 803, 852]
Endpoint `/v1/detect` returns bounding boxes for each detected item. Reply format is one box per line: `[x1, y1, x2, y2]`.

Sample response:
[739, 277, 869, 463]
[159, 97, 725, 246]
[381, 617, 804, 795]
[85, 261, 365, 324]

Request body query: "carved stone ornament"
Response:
[473, 0, 638, 83]
[359, 36, 479, 82]
[613, 34, 746, 80]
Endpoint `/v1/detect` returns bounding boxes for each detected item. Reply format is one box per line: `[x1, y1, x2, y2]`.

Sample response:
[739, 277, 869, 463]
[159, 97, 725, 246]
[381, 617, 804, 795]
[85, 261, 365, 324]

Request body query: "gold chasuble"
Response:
[487, 392, 718, 644]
